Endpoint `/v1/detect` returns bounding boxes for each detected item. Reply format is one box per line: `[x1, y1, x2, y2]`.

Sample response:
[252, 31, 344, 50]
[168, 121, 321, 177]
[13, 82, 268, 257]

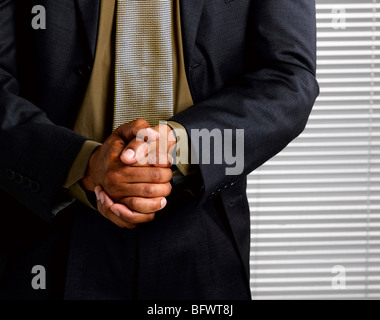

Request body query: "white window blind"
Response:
[248, 0, 380, 300]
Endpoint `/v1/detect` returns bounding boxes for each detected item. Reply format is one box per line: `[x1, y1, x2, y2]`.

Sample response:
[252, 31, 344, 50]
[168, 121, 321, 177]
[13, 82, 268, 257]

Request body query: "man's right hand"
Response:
[81, 119, 173, 229]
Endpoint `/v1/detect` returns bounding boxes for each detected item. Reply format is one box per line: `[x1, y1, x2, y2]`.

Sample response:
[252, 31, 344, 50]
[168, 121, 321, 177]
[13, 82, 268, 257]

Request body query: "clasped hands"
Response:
[81, 119, 177, 229]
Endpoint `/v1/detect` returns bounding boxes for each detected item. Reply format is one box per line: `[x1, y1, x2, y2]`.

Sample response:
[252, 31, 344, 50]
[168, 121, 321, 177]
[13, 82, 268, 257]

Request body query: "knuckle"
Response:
[104, 173, 121, 196]
[129, 197, 140, 209]
[150, 169, 161, 181]
[144, 184, 156, 197]
[133, 168, 144, 180]
[134, 118, 147, 127]
[165, 182, 172, 196]
[104, 171, 116, 188]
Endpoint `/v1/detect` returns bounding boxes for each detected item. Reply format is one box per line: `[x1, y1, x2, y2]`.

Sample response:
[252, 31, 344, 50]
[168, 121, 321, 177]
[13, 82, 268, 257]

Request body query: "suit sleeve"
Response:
[0, 0, 88, 223]
[170, 0, 320, 198]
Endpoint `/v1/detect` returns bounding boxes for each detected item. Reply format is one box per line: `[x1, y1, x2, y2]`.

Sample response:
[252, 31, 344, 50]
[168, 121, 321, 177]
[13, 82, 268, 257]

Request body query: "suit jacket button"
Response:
[6, 169, 15, 180]
[30, 181, 40, 193]
[22, 177, 32, 189]
[14, 173, 23, 184]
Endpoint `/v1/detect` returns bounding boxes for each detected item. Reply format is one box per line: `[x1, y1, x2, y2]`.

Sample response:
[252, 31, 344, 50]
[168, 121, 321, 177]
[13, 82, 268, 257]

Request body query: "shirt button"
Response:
[76, 64, 91, 78]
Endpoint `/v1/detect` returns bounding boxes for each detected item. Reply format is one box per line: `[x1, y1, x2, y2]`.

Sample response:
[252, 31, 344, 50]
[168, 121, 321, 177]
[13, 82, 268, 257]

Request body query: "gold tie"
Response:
[113, 0, 174, 130]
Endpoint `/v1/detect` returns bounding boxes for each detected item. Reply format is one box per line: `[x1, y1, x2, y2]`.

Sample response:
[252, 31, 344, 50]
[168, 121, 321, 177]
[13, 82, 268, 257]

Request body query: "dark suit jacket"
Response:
[0, 0, 319, 299]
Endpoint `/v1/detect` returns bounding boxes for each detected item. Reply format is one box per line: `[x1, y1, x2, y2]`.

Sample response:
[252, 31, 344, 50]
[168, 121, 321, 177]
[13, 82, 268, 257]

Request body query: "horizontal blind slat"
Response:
[249, 0, 379, 299]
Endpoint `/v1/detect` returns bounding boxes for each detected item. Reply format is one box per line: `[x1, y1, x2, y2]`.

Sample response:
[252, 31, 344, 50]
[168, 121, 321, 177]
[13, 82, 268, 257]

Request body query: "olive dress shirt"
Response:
[63, 0, 195, 207]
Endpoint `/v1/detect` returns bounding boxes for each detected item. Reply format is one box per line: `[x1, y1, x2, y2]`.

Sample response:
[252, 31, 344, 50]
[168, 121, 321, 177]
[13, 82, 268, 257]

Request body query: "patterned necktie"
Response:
[113, 0, 174, 130]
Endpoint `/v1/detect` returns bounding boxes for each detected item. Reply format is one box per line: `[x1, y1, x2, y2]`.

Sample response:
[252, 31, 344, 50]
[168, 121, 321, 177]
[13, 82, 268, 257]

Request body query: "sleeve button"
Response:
[30, 181, 40, 193]
[6, 169, 15, 180]
[22, 177, 32, 189]
[14, 173, 23, 184]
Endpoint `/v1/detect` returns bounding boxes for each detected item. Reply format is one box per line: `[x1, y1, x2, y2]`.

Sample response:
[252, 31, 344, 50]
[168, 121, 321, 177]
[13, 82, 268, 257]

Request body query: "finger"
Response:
[121, 133, 171, 166]
[102, 168, 173, 201]
[96, 186, 157, 226]
[136, 148, 174, 167]
[136, 127, 160, 142]
[119, 197, 167, 214]
[120, 138, 150, 165]
[119, 129, 172, 167]
[117, 166, 173, 184]
[95, 186, 136, 229]
[110, 202, 156, 225]
[127, 151, 173, 168]
[110, 182, 172, 198]
[116, 119, 159, 142]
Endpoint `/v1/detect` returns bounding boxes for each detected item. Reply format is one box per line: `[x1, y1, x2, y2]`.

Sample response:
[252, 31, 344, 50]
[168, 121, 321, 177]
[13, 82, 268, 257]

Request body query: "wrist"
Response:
[81, 146, 100, 192]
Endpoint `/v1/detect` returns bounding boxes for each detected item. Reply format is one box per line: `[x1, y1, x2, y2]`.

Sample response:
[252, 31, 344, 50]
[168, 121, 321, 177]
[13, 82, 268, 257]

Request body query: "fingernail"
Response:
[111, 207, 120, 217]
[168, 154, 174, 165]
[99, 193, 105, 205]
[161, 198, 167, 208]
[122, 149, 135, 160]
[94, 187, 100, 201]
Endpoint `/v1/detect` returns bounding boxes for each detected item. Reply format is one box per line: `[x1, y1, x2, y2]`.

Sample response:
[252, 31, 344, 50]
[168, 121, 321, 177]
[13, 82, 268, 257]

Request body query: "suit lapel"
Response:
[179, 0, 206, 68]
[75, 0, 101, 58]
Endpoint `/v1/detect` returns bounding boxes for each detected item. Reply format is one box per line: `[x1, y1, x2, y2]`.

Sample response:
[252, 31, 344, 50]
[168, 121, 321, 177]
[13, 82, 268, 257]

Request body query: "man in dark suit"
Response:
[0, 0, 319, 299]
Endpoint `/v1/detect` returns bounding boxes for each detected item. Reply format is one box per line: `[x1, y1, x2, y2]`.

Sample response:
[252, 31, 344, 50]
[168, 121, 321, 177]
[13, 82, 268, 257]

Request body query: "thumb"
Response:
[116, 119, 159, 142]
[120, 132, 159, 166]
[116, 119, 159, 165]
[120, 137, 151, 165]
